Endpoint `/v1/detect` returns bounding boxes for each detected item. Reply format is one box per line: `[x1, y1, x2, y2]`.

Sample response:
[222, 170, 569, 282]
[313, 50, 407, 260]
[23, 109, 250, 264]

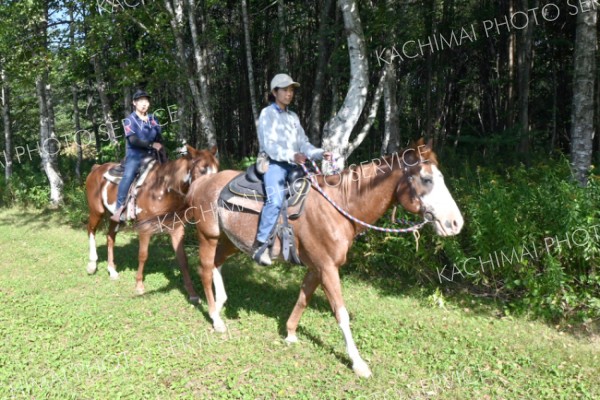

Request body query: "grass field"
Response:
[0, 207, 599, 399]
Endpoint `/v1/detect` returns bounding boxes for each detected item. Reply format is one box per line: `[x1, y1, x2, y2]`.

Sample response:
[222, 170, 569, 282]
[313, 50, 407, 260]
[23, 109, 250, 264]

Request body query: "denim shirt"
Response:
[257, 103, 324, 163]
[122, 111, 162, 155]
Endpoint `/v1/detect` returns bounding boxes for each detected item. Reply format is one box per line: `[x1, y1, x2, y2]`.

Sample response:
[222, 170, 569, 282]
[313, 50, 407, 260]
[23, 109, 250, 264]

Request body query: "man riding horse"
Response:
[253, 73, 332, 265]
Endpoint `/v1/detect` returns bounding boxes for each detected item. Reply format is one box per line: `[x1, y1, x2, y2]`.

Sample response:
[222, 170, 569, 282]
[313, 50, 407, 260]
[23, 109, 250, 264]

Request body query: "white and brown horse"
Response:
[84, 145, 219, 302]
[178, 139, 462, 376]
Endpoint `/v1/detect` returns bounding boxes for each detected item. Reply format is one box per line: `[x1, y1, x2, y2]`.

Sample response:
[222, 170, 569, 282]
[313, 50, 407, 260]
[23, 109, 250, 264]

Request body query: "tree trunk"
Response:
[322, 0, 369, 165]
[241, 0, 259, 126]
[1, 65, 12, 179]
[85, 84, 102, 157]
[346, 69, 386, 156]
[123, 85, 131, 118]
[278, 0, 287, 71]
[187, 0, 212, 115]
[506, 0, 516, 129]
[308, 0, 333, 145]
[381, 53, 400, 155]
[69, 5, 82, 183]
[73, 85, 82, 183]
[165, 0, 217, 147]
[423, 0, 435, 141]
[175, 82, 188, 144]
[36, 1, 63, 206]
[570, 3, 597, 187]
[36, 76, 63, 206]
[92, 54, 116, 143]
[517, 0, 538, 154]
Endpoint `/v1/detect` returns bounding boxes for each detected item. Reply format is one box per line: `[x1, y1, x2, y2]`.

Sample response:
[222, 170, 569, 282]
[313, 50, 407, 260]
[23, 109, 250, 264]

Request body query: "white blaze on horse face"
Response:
[419, 165, 464, 236]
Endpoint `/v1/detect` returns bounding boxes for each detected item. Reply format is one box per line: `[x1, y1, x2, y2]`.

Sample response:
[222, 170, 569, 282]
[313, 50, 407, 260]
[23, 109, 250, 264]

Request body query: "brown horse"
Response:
[183, 139, 463, 377]
[85, 145, 219, 302]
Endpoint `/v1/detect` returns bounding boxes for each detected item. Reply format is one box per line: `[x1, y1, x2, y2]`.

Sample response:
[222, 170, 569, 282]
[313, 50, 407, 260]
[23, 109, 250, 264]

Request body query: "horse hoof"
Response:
[285, 335, 298, 344]
[188, 296, 200, 305]
[213, 320, 227, 333]
[135, 287, 145, 296]
[86, 262, 97, 275]
[353, 362, 372, 378]
[107, 268, 119, 280]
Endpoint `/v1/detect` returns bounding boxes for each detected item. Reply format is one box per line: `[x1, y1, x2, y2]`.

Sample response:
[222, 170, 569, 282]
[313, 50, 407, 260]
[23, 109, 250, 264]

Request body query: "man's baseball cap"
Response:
[270, 74, 300, 91]
[133, 90, 151, 100]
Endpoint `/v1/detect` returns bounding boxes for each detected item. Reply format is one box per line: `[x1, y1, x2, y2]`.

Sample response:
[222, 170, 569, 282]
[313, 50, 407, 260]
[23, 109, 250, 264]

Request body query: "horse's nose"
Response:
[445, 216, 464, 234]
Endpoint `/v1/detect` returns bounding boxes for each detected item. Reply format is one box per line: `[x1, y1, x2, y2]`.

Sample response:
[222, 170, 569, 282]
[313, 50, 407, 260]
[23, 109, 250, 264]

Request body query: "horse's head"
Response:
[395, 139, 463, 236]
[182, 144, 220, 181]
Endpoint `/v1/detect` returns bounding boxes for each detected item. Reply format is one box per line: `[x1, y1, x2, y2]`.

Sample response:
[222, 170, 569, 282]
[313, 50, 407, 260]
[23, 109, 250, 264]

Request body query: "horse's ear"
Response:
[186, 144, 198, 157]
[414, 137, 434, 152]
[415, 137, 427, 148]
[210, 145, 218, 157]
[425, 138, 433, 150]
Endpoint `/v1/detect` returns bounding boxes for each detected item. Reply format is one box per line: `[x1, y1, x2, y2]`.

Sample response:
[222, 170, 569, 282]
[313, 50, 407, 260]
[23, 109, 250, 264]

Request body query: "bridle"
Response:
[401, 160, 435, 223]
[300, 158, 431, 234]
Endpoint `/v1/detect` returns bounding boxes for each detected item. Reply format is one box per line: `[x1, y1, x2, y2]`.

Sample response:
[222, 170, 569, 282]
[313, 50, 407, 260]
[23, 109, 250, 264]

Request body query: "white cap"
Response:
[270, 73, 300, 91]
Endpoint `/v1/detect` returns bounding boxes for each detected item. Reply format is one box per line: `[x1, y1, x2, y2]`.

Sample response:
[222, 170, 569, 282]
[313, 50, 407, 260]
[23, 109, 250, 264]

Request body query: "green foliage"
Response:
[348, 156, 600, 323]
[0, 164, 51, 208]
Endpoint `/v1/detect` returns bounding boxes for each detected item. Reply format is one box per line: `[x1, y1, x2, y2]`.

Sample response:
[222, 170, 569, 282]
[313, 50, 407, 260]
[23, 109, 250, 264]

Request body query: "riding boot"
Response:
[110, 206, 125, 223]
[252, 240, 272, 266]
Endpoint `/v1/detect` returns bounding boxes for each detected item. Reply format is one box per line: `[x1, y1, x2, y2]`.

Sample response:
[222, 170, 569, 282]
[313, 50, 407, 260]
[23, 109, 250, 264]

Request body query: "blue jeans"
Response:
[115, 151, 144, 209]
[256, 160, 294, 243]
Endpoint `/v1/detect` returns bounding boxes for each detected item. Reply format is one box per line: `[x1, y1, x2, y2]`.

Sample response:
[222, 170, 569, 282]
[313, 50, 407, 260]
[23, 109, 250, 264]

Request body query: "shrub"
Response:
[347, 156, 600, 322]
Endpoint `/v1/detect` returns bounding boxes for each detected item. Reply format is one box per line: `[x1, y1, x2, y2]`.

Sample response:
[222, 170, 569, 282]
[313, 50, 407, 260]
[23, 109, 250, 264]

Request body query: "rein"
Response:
[300, 159, 429, 235]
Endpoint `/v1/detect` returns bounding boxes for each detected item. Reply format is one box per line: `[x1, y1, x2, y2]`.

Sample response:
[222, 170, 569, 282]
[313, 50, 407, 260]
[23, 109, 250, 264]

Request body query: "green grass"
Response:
[0, 207, 598, 399]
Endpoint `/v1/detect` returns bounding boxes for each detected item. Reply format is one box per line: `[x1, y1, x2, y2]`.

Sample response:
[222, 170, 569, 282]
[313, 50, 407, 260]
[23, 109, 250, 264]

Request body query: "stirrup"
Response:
[252, 242, 272, 266]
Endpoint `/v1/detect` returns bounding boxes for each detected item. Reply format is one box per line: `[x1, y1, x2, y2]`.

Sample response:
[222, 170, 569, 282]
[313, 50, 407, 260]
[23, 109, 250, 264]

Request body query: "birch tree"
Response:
[1, 62, 12, 179]
[321, 0, 369, 166]
[570, 1, 597, 186]
[36, 0, 63, 206]
[165, 0, 216, 146]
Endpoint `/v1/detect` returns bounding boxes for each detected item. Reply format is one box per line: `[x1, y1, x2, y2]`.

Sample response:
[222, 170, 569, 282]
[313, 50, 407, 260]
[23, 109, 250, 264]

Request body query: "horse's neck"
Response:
[151, 159, 190, 194]
[336, 164, 401, 229]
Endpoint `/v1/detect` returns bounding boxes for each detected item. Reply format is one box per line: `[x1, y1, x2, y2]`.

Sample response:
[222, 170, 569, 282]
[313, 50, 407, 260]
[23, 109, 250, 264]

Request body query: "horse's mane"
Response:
[315, 145, 438, 207]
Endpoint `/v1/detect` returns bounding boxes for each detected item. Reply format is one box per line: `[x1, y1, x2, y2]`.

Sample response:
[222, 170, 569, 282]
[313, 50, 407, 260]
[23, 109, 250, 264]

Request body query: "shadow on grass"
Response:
[92, 228, 196, 304]
[184, 255, 348, 348]
[0, 207, 63, 231]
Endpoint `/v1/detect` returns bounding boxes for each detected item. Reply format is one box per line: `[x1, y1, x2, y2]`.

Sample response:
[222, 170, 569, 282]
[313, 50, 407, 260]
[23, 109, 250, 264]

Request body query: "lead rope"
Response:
[300, 159, 429, 235]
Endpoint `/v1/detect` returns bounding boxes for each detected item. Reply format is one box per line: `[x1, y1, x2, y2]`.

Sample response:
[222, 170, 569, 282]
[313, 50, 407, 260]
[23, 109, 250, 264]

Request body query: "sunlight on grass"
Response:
[0, 208, 598, 399]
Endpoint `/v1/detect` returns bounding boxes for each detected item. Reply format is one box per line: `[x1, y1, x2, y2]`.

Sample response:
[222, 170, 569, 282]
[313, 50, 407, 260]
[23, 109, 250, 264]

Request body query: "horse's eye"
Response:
[422, 177, 433, 185]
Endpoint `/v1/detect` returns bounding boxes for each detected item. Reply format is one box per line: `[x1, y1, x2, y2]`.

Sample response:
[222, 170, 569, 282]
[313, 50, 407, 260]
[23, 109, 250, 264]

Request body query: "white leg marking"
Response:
[213, 266, 228, 313]
[211, 267, 228, 333]
[87, 233, 98, 274]
[338, 307, 372, 378]
[107, 266, 119, 280]
[285, 334, 298, 344]
[210, 311, 227, 333]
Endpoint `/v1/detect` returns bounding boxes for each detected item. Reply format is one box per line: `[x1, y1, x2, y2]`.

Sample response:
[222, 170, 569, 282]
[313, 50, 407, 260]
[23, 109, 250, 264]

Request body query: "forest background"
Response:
[0, 0, 598, 324]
